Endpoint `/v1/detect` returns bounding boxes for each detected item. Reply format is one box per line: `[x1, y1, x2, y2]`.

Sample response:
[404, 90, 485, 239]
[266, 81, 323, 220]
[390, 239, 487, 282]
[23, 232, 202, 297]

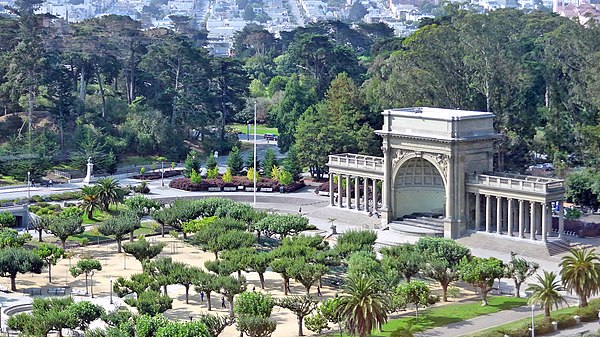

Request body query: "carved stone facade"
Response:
[328, 107, 565, 240]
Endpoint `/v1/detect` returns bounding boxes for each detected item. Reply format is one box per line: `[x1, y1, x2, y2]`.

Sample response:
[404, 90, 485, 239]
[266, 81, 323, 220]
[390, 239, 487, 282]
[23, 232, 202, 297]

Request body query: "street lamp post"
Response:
[27, 171, 31, 198]
[161, 161, 164, 187]
[253, 101, 257, 207]
[90, 271, 95, 298]
[109, 276, 113, 304]
[531, 304, 535, 337]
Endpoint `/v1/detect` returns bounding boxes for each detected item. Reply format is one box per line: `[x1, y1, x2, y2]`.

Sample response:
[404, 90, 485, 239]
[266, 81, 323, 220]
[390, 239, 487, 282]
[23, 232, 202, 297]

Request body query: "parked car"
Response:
[264, 133, 277, 141]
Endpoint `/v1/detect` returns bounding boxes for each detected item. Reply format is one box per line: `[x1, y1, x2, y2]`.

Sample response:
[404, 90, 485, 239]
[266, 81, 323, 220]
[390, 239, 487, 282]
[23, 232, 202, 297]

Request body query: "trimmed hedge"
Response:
[131, 170, 183, 180]
[169, 177, 305, 193]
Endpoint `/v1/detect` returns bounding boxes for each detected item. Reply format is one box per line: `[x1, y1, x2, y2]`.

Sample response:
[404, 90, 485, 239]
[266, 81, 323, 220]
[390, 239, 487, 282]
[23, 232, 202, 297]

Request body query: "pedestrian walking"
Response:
[200, 292, 204, 302]
[252, 286, 256, 292]
[298, 206, 302, 213]
[597, 310, 600, 324]
[221, 296, 226, 308]
[286, 284, 291, 294]
[317, 286, 322, 297]
[48, 179, 53, 187]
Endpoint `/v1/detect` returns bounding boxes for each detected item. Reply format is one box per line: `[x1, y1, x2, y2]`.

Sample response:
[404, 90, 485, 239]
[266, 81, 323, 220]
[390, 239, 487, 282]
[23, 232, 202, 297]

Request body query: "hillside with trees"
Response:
[2, 4, 600, 184]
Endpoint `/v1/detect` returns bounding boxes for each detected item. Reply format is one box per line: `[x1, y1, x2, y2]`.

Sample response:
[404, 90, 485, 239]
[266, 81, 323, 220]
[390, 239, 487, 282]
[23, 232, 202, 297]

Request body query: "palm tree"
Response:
[560, 247, 600, 307]
[336, 274, 389, 337]
[80, 185, 101, 219]
[526, 271, 568, 318]
[96, 177, 125, 211]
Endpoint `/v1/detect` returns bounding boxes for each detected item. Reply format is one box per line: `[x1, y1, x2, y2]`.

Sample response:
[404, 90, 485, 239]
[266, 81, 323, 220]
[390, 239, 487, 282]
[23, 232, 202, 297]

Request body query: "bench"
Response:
[47, 288, 66, 296]
[25, 288, 42, 295]
[72, 289, 87, 296]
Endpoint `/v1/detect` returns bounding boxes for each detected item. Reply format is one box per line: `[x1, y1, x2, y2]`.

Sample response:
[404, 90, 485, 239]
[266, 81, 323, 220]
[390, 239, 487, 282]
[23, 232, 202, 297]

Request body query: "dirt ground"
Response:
[8, 236, 478, 337]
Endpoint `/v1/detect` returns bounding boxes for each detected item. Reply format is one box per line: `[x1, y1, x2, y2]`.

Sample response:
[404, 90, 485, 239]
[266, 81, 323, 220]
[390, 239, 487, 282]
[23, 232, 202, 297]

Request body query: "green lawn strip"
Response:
[465, 305, 579, 336]
[68, 220, 158, 244]
[82, 205, 126, 224]
[343, 296, 527, 337]
[229, 123, 279, 135]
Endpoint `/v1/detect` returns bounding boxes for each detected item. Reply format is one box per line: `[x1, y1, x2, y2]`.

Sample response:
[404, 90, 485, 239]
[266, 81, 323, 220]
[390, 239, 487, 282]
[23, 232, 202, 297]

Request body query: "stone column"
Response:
[355, 177, 361, 211]
[346, 175, 352, 209]
[530, 202, 536, 240]
[475, 193, 481, 231]
[518, 200, 525, 238]
[486, 195, 492, 232]
[337, 174, 343, 209]
[496, 196, 503, 235]
[541, 203, 548, 242]
[329, 173, 334, 206]
[372, 179, 378, 212]
[558, 200, 564, 239]
[507, 198, 514, 237]
[363, 178, 369, 213]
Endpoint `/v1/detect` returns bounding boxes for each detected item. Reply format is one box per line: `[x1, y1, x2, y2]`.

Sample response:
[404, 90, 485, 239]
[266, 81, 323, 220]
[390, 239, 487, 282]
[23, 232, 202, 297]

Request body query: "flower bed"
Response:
[131, 170, 183, 180]
[169, 177, 305, 193]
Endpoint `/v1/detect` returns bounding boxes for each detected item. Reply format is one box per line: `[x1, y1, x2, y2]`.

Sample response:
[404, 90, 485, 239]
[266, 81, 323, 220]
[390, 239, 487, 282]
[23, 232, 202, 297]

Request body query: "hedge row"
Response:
[131, 170, 183, 180]
[169, 177, 305, 193]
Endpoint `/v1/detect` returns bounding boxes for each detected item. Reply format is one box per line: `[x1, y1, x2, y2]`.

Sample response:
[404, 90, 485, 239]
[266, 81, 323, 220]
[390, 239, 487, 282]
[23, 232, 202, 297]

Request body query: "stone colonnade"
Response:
[470, 193, 564, 242]
[328, 173, 381, 213]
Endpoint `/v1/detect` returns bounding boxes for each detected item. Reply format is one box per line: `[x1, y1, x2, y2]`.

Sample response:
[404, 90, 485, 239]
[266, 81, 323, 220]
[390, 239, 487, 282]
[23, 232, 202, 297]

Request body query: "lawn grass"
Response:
[361, 296, 528, 337]
[82, 205, 127, 224]
[229, 123, 279, 135]
[465, 304, 578, 336]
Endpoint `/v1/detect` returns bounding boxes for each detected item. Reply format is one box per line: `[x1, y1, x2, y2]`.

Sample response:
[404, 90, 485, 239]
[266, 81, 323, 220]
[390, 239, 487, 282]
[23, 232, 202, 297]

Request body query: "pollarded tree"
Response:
[381, 244, 421, 282]
[33, 243, 64, 283]
[125, 290, 172, 316]
[0, 247, 44, 291]
[247, 252, 271, 289]
[143, 257, 176, 296]
[30, 214, 52, 242]
[336, 275, 388, 337]
[97, 211, 140, 253]
[415, 237, 471, 267]
[421, 260, 455, 302]
[458, 256, 504, 306]
[221, 247, 254, 279]
[194, 271, 219, 311]
[270, 257, 294, 295]
[113, 272, 159, 298]
[255, 214, 309, 239]
[560, 247, 600, 307]
[288, 260, 328, 295]
[70, 258, 102, 297]
[526, 271, 567, 318]
[122, 237, 166, 265]
[216, 275, 247, 318]
[334, 230, 377, 259]
[395, 280, 430, 319]
[172, 263, 201, 304]
[236, 316, 277, 337]
[505, 253, 539, 298]
[47, 215, 84, 249]
[124, 195, 161, 217]
[276, 295, 319, 337]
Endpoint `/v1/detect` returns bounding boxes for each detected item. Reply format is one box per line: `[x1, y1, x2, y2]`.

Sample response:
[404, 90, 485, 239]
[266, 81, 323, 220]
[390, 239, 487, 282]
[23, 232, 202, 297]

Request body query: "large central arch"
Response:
[392, 156, 446, 220]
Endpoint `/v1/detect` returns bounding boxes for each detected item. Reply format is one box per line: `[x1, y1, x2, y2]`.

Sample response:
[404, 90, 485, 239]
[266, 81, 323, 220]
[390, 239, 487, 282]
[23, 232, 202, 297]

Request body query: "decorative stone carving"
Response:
[392, 150, 407, 167]
[434, 153, 449, 176]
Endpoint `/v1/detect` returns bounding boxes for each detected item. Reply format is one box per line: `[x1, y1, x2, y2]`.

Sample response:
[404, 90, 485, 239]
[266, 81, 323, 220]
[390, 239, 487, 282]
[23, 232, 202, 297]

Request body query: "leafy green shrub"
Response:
[31, 195, 43, 202]
[206, 166, 219, 179]
[427, 294, 440, 305]
[534, 318, 555, 335]
[0, 212, 16, 227]
[554, 313, 577, 329]
[576, 304, 598, 322]
[190, 169, 202, 184]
